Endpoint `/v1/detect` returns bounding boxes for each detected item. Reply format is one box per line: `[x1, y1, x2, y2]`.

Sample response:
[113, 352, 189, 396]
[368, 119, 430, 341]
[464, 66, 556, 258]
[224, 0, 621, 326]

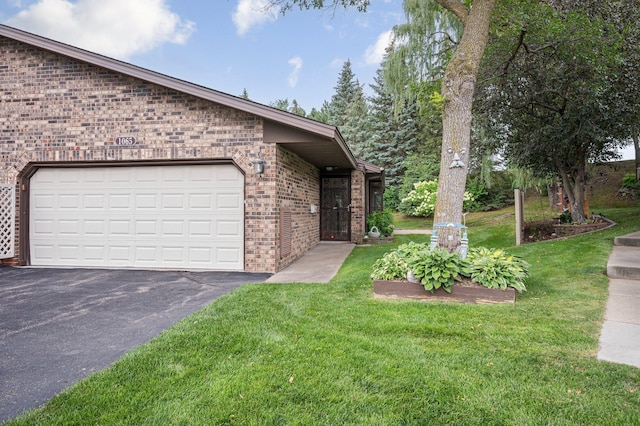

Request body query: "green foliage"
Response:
[370, 241, 426, 282]
[463, 178, 488, 212]
[383, 186, 400, 211]
[371, 241, 529, 293]
[399, 180, 475, 217]
[466, 247, 529, 292]
[477, 0, 630, 221]
[363, 67, 423, 188]
[269, 98, 306, 116]
[559, 211, 573, 224]
[399, 180, 438, 217]
[622, 173, 637, 187]
[370, 251, 409, 281]
[366, 210, 395, 236]
[619, 173, 640, 199]
[409, 247, 470, 293]
[324, 60, 370, 157]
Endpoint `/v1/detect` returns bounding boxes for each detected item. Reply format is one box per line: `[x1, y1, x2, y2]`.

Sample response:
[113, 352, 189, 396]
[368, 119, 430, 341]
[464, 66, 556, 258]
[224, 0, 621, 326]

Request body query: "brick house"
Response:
[0, 25, 384, 273]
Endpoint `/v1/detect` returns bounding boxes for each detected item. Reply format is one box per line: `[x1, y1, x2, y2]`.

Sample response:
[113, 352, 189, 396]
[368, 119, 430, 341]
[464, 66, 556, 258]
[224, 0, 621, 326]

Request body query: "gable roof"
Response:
[0, 24, 357, 169]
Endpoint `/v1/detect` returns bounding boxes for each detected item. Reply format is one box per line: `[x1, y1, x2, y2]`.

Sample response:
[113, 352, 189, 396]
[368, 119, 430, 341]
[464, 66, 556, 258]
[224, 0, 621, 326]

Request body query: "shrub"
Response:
[558, 211, 573, 224]
[619, 173, 640, 199]
[366, 210, 395, 236]
[399, 180, 477, 217]
[622, 173, 638, 188]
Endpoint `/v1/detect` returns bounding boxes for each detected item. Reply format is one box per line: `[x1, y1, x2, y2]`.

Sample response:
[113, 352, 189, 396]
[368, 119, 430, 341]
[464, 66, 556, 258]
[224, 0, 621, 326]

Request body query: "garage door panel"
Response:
[135, 193, 158, 209]
[109, 220, 132, 235]
[217, 166, 243, 182]
[83, 194, 105, 210]
[59, 194, 79, 209]
[59, 220, 80, 236]
[30, 165, 244, 270]
[109, 194, 131, 209]
[161, 220, 184, 237]
[217, 220, 242, 237]
[217, 248, 242, 264]
[84, 220, 106, 236]
[217, 193, 242, 210]
[59, 244, 81, 260]
[32, 219, 55, 236]
[108, 246, 130, 262]
[188, 193, 213, 209]
[33, 194, 54, 209]
[32, 244, 54, 260]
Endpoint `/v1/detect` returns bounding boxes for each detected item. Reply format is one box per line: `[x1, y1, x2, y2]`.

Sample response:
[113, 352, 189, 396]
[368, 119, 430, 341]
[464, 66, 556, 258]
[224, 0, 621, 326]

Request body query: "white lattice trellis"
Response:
[0, 184, 16, 259]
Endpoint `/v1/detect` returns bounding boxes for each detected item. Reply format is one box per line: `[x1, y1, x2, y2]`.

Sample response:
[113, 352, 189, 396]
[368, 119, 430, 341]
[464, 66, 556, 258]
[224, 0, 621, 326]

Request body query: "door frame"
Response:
[320, 174, 351, 241]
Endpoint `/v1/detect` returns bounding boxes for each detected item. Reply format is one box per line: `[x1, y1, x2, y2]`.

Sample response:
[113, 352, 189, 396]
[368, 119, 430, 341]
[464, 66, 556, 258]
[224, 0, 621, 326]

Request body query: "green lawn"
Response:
[6, 207, 640, 425]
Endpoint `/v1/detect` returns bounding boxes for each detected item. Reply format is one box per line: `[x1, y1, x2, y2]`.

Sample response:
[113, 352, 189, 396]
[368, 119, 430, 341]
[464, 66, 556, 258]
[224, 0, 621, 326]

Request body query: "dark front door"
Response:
[321, 176, 351, 241]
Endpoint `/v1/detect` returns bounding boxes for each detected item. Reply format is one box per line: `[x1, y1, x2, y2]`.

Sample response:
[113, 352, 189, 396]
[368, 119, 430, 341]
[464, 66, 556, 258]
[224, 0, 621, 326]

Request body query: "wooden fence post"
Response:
[515, 188, 524, 246]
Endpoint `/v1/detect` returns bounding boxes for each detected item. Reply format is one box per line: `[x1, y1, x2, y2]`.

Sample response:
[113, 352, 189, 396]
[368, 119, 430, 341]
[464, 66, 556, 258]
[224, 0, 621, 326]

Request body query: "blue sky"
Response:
[1, 0, 403, 112]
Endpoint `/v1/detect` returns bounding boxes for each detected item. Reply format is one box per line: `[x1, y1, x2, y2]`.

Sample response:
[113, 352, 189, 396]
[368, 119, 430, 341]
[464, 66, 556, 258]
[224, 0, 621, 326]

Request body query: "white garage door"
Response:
[30, 164, 244, 270]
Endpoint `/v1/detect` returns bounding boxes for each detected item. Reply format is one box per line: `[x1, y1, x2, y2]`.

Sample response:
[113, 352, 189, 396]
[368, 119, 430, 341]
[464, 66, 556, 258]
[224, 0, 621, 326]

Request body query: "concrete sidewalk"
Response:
[266, 242, 355, 283]
[598, 231, 640, 369]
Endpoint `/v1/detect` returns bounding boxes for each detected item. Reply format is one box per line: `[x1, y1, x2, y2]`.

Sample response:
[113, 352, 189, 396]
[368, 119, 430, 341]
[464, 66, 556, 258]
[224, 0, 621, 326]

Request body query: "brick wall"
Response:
[350, 169, 366, 244]
[0, 36, 278, 272]
[276, 146, 320, 271]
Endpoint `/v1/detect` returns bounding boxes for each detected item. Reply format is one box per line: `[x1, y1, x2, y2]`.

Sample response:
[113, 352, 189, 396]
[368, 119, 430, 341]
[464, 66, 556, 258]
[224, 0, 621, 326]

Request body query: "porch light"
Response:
[253, 156, 265, 175]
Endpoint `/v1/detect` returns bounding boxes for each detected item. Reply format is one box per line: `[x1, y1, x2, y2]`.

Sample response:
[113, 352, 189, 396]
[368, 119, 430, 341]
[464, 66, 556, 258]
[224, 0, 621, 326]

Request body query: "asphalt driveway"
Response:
[0, 267, 270, 423]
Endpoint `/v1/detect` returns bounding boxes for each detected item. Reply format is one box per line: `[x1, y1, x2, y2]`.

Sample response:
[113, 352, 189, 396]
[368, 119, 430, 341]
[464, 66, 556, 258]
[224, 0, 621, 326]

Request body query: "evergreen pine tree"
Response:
[366, 67, 423, 190]
[327, 60, 370, 157]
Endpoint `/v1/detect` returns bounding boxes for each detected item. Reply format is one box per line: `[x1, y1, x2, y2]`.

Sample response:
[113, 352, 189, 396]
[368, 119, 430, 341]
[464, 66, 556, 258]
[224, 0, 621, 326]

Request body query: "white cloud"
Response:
[364, 29, 393, 65]
[287, 56, 302, 87]
[6, 0, 195, 60]
[330, 57, 344, 69]
[232, 0, 279, 36]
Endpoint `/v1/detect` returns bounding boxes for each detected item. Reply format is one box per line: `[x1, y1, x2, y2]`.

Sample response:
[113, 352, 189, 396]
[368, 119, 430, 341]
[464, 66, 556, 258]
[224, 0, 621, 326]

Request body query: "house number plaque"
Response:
[115, 136, 137, 146]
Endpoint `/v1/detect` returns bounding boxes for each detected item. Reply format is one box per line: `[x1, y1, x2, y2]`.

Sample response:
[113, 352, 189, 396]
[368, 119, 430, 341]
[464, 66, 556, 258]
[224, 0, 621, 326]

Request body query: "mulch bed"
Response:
[523, 216, 614, 243]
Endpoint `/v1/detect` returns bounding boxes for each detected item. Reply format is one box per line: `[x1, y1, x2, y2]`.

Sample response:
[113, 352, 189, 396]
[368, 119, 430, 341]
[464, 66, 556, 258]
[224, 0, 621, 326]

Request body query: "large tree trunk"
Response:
[433, 0, 497, 249]
[556, 158, 588, 224]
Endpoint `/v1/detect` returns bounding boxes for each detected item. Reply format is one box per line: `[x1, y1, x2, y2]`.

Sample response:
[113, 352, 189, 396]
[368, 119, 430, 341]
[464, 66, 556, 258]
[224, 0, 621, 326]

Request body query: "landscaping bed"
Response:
[523, 215, 614, 242]
[373, 278, 516, 304]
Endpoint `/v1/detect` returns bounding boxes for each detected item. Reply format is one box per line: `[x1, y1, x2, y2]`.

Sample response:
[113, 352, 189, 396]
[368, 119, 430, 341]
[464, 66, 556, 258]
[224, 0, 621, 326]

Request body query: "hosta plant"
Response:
[408, 247, 470, 293]
[371, 251, 409, 281]
[370, 242, 427, 281]
[466, 247, 529, 292]
[372, 244, 529, 293]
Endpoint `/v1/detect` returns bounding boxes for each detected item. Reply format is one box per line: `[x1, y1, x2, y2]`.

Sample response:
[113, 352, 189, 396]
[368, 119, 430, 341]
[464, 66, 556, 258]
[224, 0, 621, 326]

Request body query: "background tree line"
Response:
[261, 0, 640, 222]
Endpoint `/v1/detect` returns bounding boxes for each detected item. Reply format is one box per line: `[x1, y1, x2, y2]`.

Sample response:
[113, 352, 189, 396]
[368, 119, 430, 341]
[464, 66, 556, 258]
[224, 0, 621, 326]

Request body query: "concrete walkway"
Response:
[266, 242, 355, 283]
[598, 231, 640, 369]
[393, 229, 432, 235]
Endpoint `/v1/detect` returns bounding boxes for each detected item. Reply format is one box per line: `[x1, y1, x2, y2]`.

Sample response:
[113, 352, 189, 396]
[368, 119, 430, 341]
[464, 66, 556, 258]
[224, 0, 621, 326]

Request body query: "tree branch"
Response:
[503, 28, 527, 75]
[434, 0, 469, 26]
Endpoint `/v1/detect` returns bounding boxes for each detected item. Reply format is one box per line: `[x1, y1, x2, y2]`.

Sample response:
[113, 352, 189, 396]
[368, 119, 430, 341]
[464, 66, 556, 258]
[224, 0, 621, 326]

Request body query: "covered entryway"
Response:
[29, 164, 244, 270]
[320, 176, 351, 241]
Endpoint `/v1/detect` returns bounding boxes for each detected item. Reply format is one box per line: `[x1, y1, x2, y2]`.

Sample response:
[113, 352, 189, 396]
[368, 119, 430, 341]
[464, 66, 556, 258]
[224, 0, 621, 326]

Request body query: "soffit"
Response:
[264, 120, 356, 169]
